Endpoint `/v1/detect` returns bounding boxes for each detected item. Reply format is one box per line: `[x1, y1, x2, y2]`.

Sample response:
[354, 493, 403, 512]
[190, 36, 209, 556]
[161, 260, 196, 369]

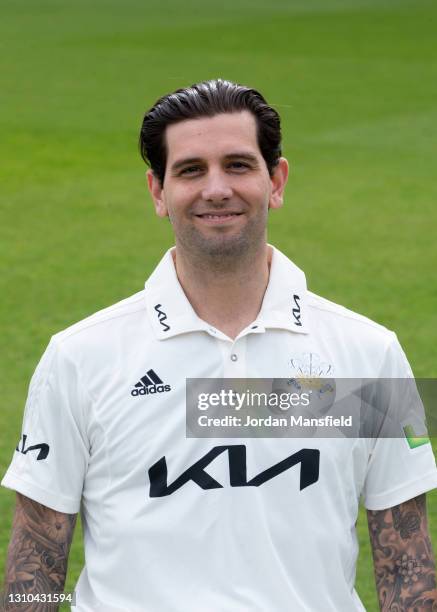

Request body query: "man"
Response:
[2, 79, 437, 611]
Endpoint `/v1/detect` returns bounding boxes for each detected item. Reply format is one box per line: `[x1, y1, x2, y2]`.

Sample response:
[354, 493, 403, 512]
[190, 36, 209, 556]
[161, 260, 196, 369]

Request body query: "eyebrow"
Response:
[170, 152, 259, 173]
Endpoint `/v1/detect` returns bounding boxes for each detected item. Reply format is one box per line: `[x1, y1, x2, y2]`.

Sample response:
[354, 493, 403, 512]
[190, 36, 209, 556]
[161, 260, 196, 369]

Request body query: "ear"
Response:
[147, 169, 168, 218]
[268, 157, 289, 210]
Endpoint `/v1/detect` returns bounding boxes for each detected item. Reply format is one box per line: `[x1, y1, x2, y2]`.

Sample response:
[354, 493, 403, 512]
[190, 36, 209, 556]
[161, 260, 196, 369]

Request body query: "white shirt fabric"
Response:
[3, 245, 437, 612]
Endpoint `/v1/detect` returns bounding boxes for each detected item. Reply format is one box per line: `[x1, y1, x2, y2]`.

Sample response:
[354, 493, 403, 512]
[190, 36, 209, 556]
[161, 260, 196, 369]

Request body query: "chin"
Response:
[176, 219, 267, 260]
[192, 232, 258, 260]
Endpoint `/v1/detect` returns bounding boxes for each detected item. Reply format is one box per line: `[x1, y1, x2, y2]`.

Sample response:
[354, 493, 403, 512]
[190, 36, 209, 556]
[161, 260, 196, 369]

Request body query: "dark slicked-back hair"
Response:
[139, 79, 281, 185]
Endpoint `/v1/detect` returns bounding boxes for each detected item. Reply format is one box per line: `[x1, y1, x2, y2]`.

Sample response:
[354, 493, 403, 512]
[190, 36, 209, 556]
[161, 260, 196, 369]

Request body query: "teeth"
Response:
[203, 214, 237, 219]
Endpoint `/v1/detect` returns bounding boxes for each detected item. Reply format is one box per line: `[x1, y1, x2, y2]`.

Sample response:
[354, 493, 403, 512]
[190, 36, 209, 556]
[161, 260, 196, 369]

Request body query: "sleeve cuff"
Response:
[364, 470, 437, 511]
[1, 470, 80, 514]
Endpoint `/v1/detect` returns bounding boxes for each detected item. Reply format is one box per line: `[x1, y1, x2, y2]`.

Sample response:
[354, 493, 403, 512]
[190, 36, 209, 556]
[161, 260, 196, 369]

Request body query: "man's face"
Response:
[147, 111, 288, 259]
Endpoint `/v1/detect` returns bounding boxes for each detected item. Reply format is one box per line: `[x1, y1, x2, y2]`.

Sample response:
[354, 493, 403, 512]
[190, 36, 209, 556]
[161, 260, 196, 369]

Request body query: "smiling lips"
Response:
[195, 211, 243, 223]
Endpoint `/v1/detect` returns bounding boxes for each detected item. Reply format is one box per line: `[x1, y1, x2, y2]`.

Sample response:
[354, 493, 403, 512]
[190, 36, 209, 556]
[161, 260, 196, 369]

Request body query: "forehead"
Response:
[164, 111, 260, 164]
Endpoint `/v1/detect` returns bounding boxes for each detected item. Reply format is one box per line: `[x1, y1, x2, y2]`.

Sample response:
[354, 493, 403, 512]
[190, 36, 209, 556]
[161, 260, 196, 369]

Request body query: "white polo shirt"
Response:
[3, 246, 437, 612]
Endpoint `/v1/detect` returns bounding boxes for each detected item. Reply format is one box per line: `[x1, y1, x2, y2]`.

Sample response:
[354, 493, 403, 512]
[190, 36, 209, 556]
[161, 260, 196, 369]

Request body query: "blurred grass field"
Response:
[1, 0, 436, 609]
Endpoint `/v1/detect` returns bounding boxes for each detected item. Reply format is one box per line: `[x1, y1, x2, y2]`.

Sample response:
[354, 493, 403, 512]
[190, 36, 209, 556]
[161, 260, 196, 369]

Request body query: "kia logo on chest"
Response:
[148, 445, 320, 497]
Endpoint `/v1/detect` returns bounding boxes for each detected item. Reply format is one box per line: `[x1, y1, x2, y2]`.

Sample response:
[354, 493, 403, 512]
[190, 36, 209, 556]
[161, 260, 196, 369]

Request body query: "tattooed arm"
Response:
[2, 493, 77, 612]
[368, 494, 437, 611]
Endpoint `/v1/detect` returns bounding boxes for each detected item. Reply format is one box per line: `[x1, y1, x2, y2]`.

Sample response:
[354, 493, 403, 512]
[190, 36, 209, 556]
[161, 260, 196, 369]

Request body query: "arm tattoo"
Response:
[2, 493, 77, 611]
[368, 494, 437, 611]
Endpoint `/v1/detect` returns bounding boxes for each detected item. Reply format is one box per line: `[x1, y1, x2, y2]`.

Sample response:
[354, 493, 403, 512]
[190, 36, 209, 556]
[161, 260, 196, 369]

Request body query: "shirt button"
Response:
[230, 353, 238, 362]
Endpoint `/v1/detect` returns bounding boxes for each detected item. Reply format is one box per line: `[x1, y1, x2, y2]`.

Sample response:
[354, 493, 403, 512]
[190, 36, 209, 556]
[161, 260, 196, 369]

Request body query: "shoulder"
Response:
[307, 290, 393, 338]
[305, 291, 410, 376]
[50, 289, 151, 362]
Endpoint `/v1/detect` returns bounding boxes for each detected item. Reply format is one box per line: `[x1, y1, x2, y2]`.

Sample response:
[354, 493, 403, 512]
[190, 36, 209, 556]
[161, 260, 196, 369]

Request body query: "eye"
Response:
[179, 165, 202, 176]
[228, 161, 251, 171]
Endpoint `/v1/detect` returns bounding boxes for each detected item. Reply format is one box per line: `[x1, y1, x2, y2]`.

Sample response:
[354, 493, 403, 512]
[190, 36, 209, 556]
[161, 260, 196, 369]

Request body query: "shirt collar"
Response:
[256, 245, 309, 334]
[144, 245, 310, 340]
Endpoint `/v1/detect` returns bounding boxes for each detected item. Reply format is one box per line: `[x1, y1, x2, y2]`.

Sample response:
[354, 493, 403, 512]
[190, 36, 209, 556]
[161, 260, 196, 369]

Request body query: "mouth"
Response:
[194, 212, 244, 224]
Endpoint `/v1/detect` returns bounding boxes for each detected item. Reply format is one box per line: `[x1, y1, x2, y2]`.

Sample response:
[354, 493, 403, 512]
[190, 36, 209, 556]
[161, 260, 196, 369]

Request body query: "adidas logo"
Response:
[131, 369, 171, 397]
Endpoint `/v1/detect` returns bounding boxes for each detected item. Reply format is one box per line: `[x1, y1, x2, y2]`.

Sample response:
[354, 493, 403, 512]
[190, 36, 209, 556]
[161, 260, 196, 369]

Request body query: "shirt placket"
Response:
[205, 323, 264, 378]
[221, 335, 247, 378]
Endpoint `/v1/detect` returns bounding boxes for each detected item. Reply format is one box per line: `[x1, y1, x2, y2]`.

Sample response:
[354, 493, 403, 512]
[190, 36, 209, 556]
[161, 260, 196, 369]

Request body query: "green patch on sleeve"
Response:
[403, 425, 431, 449]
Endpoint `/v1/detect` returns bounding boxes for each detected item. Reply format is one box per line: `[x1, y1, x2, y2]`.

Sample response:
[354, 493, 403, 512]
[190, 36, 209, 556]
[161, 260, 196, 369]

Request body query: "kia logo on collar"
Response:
[154, 304, 170, 332]
[292, 294, 302, 326]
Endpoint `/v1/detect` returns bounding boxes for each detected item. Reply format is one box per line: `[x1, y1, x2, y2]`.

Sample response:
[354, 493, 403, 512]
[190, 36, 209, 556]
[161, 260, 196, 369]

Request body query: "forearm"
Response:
[2, 493, 76, 612]
[368, 494, 437, 611]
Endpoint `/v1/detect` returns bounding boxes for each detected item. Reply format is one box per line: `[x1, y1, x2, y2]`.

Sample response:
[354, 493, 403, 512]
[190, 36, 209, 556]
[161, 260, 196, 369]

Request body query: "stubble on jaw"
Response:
[170, 209, 269, 274]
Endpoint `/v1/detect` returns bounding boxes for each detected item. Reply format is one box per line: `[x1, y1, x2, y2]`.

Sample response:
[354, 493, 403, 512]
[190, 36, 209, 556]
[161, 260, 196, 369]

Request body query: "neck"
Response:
[173, 243, 271, 340]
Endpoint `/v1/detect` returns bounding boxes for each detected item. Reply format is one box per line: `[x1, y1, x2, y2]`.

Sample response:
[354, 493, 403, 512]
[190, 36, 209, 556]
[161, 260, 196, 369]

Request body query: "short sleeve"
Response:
[1, 337, 90, 513]
[362, 333, 437, 510]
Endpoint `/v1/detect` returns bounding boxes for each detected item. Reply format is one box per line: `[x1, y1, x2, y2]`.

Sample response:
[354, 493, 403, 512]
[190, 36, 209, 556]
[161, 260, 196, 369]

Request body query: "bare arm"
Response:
[368, 493, 437, 611]
[2, 493, 77, 611]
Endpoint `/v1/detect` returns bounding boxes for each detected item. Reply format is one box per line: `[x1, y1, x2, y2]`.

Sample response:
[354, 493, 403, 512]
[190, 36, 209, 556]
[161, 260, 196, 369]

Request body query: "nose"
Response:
[201, 169, 233, 202]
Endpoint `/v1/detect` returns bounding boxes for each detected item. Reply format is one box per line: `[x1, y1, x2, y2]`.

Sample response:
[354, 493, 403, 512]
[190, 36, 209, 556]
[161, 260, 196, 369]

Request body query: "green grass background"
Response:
[1, 1, 436, 609]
